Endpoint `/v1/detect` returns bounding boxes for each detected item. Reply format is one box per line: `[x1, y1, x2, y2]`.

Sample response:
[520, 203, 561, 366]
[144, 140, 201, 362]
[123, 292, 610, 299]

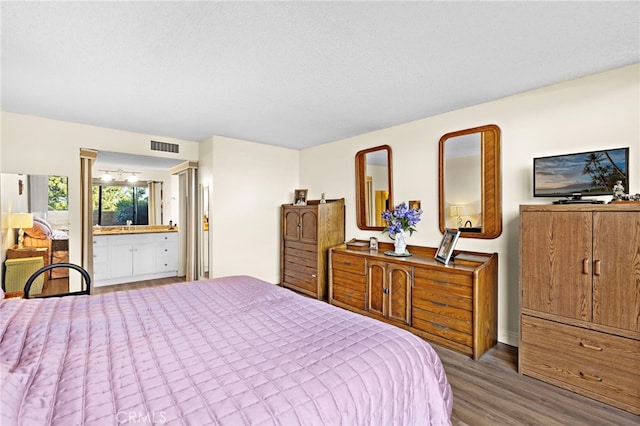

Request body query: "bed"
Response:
[22, 217, 70, 279]
[0, 275, 453, 425]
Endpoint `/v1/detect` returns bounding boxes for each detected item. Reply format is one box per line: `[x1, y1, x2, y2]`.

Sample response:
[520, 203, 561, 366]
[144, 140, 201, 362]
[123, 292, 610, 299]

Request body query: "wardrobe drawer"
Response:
[521, 315, 640, 413]
[331, 252, 366, 275]
[521, 315, 640, 374]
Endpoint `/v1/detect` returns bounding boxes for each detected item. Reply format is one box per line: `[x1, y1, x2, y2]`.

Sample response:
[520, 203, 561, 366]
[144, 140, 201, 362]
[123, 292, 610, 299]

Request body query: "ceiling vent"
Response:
[151, 140, 179, 153]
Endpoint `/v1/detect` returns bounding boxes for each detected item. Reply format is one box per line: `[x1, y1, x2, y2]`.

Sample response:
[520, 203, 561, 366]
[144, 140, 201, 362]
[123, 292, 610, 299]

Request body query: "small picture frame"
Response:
[435, 228, 461, 265]
[369, 236, 378, 251]
[409, 200, 421, 210]
[294, 189, 308, 205]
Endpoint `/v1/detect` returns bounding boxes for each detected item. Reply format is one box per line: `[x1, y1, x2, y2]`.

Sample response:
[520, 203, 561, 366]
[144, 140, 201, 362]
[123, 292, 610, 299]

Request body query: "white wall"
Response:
[0, 112, 200, 267]
[202, 135, 299, 283]
[1, 64, 637, 346]
[300, 63, 640, 346]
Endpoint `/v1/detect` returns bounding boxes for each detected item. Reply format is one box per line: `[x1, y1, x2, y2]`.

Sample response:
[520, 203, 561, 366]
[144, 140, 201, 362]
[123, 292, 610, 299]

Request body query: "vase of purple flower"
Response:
[381, 202, 423, 255]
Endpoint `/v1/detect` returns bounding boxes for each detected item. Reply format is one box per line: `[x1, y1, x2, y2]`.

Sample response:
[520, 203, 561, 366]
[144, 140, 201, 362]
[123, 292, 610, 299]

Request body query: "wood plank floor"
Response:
[71, 278, 640, 424]
[432, 343, 639, 425]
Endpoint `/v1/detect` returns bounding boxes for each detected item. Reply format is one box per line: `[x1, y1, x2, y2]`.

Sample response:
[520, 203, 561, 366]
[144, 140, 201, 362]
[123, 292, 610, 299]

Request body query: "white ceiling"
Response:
[2, 1, 639, 151]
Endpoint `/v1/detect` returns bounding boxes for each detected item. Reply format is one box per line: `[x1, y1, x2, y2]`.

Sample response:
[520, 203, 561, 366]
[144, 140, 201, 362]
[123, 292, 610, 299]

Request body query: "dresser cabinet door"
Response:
[593, 212, 640, 332]
[367, 260, 411, 325]
[387, 264, 411, 324]
[283, 209, 301, 240]
[367, 260, 386, 317]
[299, 209, 318, 243]
[521, 211, 593, 321]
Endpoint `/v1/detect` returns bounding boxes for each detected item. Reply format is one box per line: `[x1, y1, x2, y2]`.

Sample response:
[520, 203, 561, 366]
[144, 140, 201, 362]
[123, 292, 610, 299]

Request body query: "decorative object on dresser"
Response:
[435, 228, 461, 265]
[294, 188, 308, 205]
[381, 201, 423, 256]
[519, 204, 640, 415]
[329, 240, 498, 359]
[280, 198, 345, 300]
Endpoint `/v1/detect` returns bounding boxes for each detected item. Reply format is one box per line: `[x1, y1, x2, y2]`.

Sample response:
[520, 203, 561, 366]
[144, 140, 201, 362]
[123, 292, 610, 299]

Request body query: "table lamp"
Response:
[450, 205, 465, 228]
[10, 213, 33, 249]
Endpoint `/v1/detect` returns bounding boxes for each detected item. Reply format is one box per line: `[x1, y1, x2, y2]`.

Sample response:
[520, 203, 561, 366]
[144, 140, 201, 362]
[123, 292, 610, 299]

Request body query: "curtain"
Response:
[148, 181, 158, 225]
[80, 148, 97, 293]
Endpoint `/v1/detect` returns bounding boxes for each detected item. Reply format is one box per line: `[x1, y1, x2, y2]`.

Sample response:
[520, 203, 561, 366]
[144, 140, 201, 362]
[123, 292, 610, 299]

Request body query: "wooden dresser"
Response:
[280, 199, 345, 300]
[519, 204, 640, 415]
[329, 242, 498, 359]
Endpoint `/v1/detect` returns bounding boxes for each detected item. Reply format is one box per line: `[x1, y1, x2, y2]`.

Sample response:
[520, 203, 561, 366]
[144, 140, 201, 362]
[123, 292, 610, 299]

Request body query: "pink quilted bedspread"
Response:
[1, 276, 452, 425]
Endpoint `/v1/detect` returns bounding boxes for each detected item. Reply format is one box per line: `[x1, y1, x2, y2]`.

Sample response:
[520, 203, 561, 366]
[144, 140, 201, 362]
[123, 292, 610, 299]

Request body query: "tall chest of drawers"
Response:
[329, 242, 498, 359]
[280, 199, 345, 300]
[519, 204, 640, 415]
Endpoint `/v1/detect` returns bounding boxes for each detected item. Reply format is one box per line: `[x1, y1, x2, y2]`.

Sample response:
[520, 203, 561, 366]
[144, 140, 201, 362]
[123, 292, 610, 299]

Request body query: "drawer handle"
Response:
[342, 261, 352, 266]
[579, 372, 602, 382]
[593, 260, 601, 276]
[582, 259, 589, 275]
[432, 301, 448, 307]
[311, 274, 317, 278]
[432, 323, 448, 330]
[579, 341, 603, 351]
[434, 280, 450, 286]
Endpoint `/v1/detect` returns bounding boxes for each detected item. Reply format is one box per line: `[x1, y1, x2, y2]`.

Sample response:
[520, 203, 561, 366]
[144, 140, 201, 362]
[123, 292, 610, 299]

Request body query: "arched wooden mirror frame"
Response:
[356, 145, 393, 231]
[438, 124, 502, 239]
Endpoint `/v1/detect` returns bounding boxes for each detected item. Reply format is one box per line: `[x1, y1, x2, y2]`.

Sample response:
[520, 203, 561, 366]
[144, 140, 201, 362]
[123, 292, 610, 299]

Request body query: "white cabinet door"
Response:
[109, 244, 134, 279]
[92, 236, 110, 281]
[133, 242, 155, 276]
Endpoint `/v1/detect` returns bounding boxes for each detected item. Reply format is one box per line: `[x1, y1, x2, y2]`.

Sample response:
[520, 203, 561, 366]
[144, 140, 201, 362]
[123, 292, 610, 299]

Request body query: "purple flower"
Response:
[381, 202, 423, 237]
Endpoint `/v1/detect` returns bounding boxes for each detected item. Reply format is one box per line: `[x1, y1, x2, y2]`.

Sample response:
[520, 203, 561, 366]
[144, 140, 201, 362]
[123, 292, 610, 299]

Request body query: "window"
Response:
[48, 175, 69, 211]
[93, 181, 149, 226]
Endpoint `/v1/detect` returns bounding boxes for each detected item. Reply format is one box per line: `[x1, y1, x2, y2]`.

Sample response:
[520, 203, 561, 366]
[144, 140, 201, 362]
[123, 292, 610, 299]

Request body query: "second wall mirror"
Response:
[439, 124, 502, 239]
[356, 145, 393, 230]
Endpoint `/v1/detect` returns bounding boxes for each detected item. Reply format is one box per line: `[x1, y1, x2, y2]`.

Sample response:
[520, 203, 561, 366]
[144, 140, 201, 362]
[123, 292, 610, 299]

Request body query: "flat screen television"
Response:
[533, 147, 629, 201]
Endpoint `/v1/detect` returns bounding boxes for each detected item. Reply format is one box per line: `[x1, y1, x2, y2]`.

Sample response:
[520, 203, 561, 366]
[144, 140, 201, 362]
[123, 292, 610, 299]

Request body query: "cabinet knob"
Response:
[311, 274, 317, 278]
[383, 288, 389, 294]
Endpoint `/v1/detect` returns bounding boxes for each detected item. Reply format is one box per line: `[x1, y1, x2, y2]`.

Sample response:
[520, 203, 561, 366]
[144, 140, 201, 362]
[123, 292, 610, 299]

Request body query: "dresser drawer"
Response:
[332, 268, 366, 292]
[332, 284, 366, 310]
[521, 315, 640, 413]
[412, 286, 471, 312]
[414, 267, 472, 287]
[413, 275, 472, 300]
[331, 252, 366, 275]
[412, 308, 472, 347]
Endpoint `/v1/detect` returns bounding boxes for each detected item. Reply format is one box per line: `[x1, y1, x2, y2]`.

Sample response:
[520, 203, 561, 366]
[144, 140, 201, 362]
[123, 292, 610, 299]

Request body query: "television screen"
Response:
[534, 147, 629, 198]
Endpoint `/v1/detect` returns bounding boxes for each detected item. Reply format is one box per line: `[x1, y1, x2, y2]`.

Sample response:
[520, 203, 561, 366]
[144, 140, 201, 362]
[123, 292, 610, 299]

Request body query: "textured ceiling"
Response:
[2, 1, 639, 150]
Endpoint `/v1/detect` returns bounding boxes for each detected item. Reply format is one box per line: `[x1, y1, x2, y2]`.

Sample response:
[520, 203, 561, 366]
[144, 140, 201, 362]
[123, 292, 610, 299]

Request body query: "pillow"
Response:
[24, 217, 53, 240]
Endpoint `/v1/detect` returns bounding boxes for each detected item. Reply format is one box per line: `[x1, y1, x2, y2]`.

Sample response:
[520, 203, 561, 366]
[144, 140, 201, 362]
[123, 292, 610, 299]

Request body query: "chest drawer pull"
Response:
[579, 341, 603, 351]
[432, 322, 448, 330]
[579, 371, 602, 382]
[431, 301, 448, 307]
[341, 261, 352, 266]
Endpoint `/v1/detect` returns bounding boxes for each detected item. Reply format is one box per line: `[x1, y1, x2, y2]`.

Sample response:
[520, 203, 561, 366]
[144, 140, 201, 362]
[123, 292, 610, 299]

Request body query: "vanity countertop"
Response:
[93, 225, 178, 236]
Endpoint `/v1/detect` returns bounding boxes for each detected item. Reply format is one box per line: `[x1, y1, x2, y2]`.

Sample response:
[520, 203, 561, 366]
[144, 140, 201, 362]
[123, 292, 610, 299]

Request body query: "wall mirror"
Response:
[439, 124, 502, 239]
[1, 173, 71, 297]
[356, 145, 393, 230]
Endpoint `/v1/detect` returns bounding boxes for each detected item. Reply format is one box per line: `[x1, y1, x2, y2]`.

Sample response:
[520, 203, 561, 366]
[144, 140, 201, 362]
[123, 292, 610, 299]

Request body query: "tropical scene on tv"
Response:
[534, 148, 628, 195]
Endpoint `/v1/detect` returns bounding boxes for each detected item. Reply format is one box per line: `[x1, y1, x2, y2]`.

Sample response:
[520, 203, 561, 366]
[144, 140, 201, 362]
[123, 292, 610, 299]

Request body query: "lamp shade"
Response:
[10, 212, 33, 229]
[449, 206, 465, 217]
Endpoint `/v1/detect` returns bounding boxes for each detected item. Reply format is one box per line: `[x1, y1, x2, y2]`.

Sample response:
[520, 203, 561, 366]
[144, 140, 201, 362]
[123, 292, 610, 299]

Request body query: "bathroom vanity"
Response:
[93, 226, 178, 287]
